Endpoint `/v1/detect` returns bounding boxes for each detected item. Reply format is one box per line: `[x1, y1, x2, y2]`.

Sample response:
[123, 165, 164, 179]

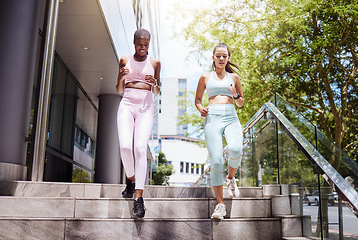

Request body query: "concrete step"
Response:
[0, 217, 282, 240]
[0, 196, 272, 219]
[0, 181, 263, 198]
[280, 215, 312, 238]
[282, 238, 314, 240]
[0, 182, 308, 239]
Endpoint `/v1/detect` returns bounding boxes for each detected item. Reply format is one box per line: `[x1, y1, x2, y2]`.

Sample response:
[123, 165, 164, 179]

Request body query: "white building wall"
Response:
[162, 139, 208, 186]
[159, 77, 178, 135]
[99, 0, 160, 59]
[156, 76, 209, 186]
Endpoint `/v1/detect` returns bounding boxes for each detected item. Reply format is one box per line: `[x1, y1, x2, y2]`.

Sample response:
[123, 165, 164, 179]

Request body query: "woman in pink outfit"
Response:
[116, 29, 161, 218]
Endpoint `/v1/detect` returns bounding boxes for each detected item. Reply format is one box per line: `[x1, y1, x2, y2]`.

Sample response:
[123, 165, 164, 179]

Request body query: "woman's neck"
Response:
[133, 53, 147, 61]
[215, 68, 226, 79]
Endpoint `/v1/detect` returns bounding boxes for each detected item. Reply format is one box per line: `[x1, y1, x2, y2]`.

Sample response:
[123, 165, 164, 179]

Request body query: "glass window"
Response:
[178, 79, 186, 96]
[43, 54, 97, 183]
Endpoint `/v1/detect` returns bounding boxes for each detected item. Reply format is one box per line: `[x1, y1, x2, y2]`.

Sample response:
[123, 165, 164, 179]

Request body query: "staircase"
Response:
[0, 181, 312, 240]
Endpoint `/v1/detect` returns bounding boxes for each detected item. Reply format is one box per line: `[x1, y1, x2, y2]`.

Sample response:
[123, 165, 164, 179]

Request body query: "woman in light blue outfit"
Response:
[195, 43, 244, 220]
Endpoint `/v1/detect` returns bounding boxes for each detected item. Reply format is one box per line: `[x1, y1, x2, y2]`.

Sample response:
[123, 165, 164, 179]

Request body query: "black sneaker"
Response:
[122, 178, 135, 198]
[133, 197, 146, 218]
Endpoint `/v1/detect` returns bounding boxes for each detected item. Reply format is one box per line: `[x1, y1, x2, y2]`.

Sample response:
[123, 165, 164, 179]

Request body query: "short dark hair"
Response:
[134, 29, 151, 41]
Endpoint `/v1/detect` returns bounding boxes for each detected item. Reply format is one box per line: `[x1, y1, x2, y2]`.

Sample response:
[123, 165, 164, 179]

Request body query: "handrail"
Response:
[193, 98, 358, 218]
[272, 93, 358, 180]
[242, 98, 358, 217]
[263, 101, 358, 216]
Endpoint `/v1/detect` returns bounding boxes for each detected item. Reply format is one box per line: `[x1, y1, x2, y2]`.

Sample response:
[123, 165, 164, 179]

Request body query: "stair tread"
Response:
[282, 238, 314, 240]
[0, 217, 285, 240]
[0, 182, 307, 240]
[0, 196, 271, 200]
[0, 181, 264, 198]
[0, 217, 282, 221]
[1, 181, 262, 187]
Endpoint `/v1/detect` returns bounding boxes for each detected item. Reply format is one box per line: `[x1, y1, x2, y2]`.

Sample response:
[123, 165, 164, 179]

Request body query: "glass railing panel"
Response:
[240, 139, 255, 187]
[265, 101, 358, 205]
[270, 94, 358, 185]
[316, 128, 358, 186]
[275, 117, 354, 239]
[278, 123, 318, 187]
[266, 101, 358, 238]
[240, 118, 279, 187]
[296, 176, 358, 240]
[277, 122, 328, 239]
[255, 119, 279, 186]
[270, 94, 317, 148]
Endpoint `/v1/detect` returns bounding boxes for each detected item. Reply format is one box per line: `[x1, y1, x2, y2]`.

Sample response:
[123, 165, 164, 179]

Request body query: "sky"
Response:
[156, 0, 219, 139]
[158, 0, 213, 92]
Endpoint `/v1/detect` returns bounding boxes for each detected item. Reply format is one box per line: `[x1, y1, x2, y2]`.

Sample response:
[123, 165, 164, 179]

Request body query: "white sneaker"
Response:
[211, 203, 226, 219]
[226, 177, 239, 198]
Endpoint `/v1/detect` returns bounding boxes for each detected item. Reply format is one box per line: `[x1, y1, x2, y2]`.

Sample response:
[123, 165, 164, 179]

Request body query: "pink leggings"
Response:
[117, 88, 154, 190]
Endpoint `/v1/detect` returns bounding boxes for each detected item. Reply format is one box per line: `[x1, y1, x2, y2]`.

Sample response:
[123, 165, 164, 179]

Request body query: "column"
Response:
[0, 1, 42, 181]
[94, 94, 123, 184]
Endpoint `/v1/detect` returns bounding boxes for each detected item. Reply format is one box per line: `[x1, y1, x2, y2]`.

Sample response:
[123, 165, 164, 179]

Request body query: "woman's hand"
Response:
[117, 67, 129, 94]
[120, 67, 129, 77]
[145, 74, 157, 86]
[229, 84, 238, 97]
[200, 107, 209, 117]
[117, 57, 129, 94]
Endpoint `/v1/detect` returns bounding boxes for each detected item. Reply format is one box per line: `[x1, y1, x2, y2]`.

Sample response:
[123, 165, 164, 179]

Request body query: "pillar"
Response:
[0, 0, 42, 181]
[94, 94, 123, 184]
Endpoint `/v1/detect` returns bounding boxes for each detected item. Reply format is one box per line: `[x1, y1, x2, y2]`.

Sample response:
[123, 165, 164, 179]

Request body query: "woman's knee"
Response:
[120, 145, 132, 155]
[211, 161, 224, 173]
[134, 146, 147, 159]
[228, 145, 242, 157]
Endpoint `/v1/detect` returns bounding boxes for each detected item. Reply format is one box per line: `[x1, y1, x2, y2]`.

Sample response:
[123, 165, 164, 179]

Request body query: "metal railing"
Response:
[194, 93, 358, 239]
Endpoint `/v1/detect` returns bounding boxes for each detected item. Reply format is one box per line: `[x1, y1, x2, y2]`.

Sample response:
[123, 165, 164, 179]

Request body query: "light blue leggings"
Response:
[204, 104, 243, 186]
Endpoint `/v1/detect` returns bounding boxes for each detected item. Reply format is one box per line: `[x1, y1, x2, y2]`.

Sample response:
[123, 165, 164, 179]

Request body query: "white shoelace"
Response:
[214, 203, 225, 212]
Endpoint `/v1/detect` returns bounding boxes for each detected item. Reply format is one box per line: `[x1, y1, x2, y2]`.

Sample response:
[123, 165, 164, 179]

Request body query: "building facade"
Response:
[0, 0, 160, 184]
[156, 77, 208, 186]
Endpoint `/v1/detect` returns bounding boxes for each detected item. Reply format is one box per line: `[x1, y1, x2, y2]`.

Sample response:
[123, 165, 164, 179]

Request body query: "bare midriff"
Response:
[125, 81, 151, 91]
[209, 95, 233, 105]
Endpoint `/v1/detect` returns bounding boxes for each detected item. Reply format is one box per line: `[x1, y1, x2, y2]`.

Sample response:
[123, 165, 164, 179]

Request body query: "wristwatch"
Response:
[233, 93, 241, 99]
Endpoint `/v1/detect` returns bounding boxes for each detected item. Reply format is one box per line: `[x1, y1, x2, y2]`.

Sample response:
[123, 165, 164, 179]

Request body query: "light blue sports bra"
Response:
[206, 72, 235, 98]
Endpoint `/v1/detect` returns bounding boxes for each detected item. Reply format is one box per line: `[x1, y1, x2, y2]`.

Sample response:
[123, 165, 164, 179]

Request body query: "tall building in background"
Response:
[157, 77, 208, 186]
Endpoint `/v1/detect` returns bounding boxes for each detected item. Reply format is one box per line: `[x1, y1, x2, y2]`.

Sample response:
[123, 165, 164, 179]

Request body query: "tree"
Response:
[151, 151, 173, 185]
[72, 168, 91, 183]
[177, 91, 208, 145]
[177, 0, 358, 169]
[177, 1, 358, 237]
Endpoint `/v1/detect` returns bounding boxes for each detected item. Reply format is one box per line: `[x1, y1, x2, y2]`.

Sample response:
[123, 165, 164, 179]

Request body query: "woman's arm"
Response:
[195, 73, 209, 117]
[145, 57, 161, 95]
[151, 58, 161, 95]
[116, 57, 129, 94]
[230, 73, 244, 107]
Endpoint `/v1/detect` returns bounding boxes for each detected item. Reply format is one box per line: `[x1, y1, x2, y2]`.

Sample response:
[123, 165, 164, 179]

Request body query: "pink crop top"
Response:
[125, 55, 155, 85]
